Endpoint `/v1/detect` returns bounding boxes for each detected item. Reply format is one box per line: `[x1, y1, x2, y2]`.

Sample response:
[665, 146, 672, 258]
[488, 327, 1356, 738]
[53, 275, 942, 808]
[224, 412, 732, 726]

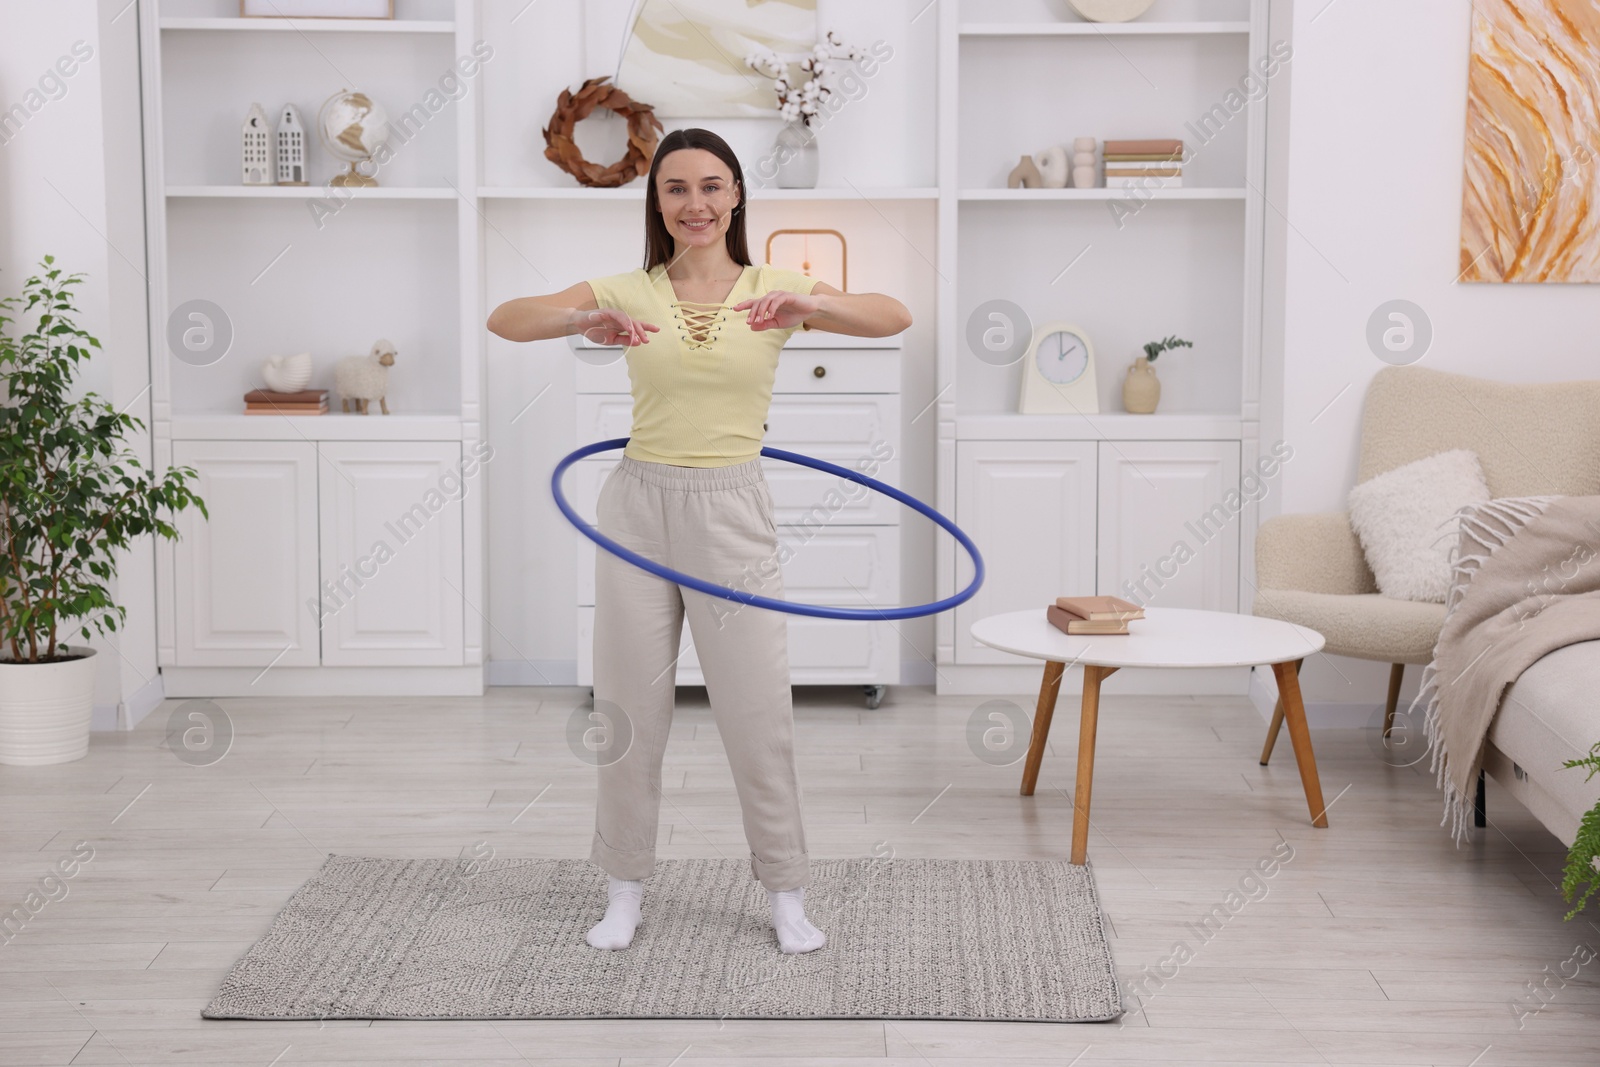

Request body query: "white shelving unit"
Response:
[139, 0, 485, 696]
[166, 185, 459, 198]
[478, 187, 939, 200]
[959, 21, 1250, 35]
[934, 0, 1274, 695]
[958, 187, 1247, 200]
[159, 17, 457, 33]
[133, 0, 1279, 700]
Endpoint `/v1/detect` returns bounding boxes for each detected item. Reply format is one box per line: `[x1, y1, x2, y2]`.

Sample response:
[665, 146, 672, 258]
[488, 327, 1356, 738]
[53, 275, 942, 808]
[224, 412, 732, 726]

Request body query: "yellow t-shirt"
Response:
[583, 262, 821, 467]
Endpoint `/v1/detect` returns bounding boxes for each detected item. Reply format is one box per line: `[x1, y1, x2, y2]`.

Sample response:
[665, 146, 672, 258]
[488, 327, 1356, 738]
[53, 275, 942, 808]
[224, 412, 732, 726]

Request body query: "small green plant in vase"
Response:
[1123, 335, 1192, 414]
[0, 256, 208, 764]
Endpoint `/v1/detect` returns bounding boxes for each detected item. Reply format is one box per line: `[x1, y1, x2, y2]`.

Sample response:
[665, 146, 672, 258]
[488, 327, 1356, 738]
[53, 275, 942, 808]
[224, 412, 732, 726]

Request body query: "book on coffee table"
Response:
[1053, 595, 1145, 622]
[1047, 604, 1133, 635]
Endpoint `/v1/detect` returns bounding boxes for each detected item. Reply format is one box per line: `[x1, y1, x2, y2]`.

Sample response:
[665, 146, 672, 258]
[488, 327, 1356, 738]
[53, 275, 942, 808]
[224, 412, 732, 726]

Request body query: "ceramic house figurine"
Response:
[276, 104, 307, 185]
[242, 103, 272, 185]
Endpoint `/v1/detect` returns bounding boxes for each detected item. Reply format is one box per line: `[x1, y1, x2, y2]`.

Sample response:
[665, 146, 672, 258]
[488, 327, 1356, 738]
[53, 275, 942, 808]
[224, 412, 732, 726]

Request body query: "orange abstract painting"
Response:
[1459, 0, 1600, 283]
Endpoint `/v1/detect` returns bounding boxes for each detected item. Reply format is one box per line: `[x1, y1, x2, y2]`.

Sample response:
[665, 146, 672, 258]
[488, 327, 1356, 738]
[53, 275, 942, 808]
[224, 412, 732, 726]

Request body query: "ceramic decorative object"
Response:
[276, 104, 307, 185]
[1036, 144, 1070, 188]
[1070, 137, 1098, 188]
[1007, 154, 1044, 189]
[242, 103, 272, 185]
[774, 119, 820, 188]
[1122, 357, 1161, 413]
[262, 352, 313, 393]
[1068, 0, 1157, 22]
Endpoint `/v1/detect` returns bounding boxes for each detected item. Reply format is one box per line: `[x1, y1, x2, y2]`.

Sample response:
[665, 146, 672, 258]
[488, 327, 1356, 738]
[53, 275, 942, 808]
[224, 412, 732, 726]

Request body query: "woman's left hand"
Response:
[733, 290, 819, 332]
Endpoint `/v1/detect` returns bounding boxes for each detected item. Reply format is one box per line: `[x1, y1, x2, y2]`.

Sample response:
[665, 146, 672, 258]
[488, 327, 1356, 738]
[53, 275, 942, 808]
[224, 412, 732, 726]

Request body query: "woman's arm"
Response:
[486, 281, 592, 342]
[735, 280, 911, 338]
[487, 281, 659, 346]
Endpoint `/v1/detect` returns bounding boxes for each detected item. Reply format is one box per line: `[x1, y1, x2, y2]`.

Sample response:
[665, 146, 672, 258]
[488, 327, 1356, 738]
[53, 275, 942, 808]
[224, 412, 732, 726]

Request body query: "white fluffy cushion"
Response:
[1347, 449, 1490, 603]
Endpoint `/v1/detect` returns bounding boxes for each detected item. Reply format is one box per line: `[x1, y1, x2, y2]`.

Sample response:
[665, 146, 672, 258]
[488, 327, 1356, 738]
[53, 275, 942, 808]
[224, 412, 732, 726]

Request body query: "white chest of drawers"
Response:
[570, 332, 903, 696]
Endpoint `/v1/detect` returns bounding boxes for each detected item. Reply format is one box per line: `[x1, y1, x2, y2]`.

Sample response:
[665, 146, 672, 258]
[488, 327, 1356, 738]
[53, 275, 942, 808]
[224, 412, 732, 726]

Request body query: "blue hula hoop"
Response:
[552, 438, 984, 620]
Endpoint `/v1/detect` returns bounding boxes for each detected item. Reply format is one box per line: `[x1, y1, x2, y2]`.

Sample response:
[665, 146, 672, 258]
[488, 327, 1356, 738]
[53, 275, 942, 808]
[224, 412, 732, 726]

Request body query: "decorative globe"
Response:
[318, 89, 390, 187]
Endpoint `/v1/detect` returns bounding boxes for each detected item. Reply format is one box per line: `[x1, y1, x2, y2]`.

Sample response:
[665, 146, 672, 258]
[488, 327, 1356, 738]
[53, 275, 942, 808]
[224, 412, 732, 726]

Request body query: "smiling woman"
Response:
[485, 125, 910, 960]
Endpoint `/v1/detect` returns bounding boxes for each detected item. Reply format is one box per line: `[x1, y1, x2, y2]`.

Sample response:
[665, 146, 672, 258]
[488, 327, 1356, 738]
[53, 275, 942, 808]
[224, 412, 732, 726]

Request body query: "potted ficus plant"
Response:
[1123, 334, 1193, 414]
[0, 257, 207, 765]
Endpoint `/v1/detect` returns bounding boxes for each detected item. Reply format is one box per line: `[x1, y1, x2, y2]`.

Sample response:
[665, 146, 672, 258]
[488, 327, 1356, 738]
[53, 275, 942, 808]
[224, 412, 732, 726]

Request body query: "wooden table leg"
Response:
[1258, 698, 1286, 765]
[1272, 659, 1329, 828]
[1019, 660, 1066, 796]
[1070, 664, 1116, 865]
[1259, 659, 1301, 765]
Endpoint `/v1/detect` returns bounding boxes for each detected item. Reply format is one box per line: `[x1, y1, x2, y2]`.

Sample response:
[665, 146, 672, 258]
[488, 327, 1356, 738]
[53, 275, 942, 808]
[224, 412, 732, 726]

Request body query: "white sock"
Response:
[767, 885, 826, 954]
[586, 875, 643, 950]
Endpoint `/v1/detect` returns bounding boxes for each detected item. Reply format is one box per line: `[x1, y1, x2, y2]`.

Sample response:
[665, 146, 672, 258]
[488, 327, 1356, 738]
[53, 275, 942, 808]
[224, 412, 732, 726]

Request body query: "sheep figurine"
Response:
[334, 339, 396, 414]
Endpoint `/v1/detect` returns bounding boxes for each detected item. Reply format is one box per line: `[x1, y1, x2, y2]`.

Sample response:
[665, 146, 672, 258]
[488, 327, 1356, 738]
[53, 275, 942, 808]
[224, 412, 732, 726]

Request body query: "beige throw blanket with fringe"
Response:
[1418, 495, 1600, 841]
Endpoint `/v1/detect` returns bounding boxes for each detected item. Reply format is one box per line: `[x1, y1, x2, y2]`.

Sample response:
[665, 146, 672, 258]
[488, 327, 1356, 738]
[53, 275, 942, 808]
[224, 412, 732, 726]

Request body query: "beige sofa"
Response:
[1254, 365, 1600, 846]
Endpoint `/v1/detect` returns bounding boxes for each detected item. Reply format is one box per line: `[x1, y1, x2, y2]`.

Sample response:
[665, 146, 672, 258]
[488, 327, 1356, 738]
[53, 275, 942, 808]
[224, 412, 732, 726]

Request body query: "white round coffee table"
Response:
[969, 606, 1330, 865]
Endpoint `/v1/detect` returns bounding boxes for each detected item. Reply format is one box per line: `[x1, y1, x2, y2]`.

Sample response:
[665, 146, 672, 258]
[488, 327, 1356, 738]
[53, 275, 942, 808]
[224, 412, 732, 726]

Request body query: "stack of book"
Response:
[244, 388, 328, 415]
[1046, 595, 1145, 635]
[1102, 139, 1184, 189]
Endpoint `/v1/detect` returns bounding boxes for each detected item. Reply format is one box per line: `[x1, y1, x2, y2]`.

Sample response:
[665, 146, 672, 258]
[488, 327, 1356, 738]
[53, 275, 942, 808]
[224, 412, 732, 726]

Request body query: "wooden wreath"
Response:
[541, 76, 664, 188]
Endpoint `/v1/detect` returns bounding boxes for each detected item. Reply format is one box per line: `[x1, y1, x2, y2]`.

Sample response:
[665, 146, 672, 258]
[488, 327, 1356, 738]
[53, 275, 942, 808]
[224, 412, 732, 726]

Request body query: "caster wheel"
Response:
[863, 684, 886, 710]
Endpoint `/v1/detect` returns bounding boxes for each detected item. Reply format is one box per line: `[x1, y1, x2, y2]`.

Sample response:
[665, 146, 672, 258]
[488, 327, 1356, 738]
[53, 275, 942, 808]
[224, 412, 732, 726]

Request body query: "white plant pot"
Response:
[0, 646, 96, 765]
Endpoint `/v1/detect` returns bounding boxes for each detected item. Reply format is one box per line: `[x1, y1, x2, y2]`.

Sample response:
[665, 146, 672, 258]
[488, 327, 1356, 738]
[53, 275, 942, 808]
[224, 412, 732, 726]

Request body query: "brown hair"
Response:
[643, 128, 751, 271]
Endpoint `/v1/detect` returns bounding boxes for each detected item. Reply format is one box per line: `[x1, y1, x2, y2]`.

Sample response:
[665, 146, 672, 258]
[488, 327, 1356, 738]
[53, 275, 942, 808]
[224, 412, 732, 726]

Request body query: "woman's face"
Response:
[655, 148, 740, 250]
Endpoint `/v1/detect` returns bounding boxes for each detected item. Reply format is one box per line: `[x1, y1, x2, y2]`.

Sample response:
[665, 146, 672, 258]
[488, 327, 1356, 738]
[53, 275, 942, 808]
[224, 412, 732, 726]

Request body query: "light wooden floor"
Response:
[1, 683, 1596, 1065]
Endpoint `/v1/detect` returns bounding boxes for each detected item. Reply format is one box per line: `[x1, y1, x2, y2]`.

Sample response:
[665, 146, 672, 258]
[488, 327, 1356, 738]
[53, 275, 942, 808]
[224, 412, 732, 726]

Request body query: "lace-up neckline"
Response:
[652, 264, 752, 352]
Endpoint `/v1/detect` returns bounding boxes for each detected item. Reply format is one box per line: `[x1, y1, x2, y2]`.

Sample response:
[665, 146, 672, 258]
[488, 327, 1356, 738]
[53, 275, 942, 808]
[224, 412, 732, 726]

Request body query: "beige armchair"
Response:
[1255, 365, 1600, 764]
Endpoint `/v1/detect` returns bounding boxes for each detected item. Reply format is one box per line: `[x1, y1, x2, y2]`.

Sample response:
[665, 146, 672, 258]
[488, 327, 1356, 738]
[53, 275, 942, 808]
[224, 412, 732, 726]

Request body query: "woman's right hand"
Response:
[570, 307, 660, 348]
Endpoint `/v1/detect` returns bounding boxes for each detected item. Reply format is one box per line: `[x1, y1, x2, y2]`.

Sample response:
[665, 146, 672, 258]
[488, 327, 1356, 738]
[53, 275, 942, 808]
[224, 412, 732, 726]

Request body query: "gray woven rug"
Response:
[202, 855, 1121, 1022]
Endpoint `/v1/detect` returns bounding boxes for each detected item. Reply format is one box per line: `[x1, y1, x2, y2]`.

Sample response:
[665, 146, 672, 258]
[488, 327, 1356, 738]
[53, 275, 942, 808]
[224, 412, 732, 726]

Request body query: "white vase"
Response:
[774, 119, 819, 189]
[1036, 144, 1070, 188]
[0, 646, 97, 765]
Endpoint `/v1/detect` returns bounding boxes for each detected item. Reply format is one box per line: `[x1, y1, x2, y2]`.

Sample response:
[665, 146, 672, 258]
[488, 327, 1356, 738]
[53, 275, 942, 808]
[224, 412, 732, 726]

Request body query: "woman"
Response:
[488, 128, 911, 954]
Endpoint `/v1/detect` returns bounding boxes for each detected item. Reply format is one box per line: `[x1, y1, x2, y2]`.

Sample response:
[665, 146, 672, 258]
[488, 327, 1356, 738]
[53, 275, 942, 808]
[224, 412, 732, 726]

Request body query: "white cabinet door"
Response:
[573, 394, 902, 524]
[171, 441, 320, 667]
[316, 441, 465, 666]
[953, 441, 1097, 664]
[1097, 440, 1241, 612]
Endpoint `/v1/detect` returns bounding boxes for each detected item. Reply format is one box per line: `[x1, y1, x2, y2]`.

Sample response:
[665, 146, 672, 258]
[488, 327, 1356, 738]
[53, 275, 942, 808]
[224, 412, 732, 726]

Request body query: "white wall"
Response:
[1275, 0, 1600, 709]
[0, 0, 162, 727]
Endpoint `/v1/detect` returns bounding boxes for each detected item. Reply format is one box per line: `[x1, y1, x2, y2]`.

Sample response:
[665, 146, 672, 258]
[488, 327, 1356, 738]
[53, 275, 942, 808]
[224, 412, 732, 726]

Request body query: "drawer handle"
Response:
[813, 365, 827, 378]
[763, 422, 768, 431]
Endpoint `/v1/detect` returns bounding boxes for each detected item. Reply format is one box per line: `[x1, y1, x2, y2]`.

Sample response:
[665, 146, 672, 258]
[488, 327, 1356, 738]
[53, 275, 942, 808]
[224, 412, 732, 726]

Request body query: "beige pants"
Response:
[589, 454, 811, 891]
